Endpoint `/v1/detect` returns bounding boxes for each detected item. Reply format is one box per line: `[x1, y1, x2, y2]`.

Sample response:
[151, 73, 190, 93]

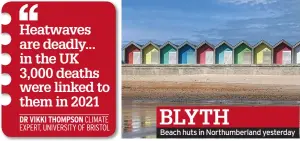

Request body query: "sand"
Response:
[122, 75, 300, 101]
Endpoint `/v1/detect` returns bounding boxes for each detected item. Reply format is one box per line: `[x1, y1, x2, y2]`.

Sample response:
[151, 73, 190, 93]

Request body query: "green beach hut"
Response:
[160, 41, 178, 64]
[234, 41, 253, 64]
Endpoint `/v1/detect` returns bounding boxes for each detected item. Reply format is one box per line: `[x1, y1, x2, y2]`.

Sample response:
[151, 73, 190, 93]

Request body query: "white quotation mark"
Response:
[19, 4, 38, 21]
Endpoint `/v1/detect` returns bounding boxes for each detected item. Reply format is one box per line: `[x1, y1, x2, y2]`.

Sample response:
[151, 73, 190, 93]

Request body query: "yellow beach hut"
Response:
[253, 40, 273, 64]
[142, 41, 160, 64]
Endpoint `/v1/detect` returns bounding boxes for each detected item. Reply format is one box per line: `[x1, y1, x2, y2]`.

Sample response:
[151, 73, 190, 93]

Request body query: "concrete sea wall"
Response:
[122, 64, 300, 75]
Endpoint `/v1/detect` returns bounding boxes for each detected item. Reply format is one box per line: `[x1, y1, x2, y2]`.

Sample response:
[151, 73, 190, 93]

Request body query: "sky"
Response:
[122, 0, 300, 47]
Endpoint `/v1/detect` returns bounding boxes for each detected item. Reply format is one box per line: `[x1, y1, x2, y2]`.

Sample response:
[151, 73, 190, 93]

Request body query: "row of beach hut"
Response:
[123, 40, 300, 65]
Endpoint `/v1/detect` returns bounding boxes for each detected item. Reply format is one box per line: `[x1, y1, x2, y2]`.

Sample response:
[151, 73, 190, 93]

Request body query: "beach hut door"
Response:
[282, 51, 291, 64]
[168, 52, 177, 64]
[243, 51, 252, 64]
[205, 51, 214, 64]
[263, 51, 271, 64]
[297, 51, 300, 64]
[151, 51, 159, 64]
[187, 51, 195, 64]
[224, 51, 232, 64]
[133, 52, 141, 64]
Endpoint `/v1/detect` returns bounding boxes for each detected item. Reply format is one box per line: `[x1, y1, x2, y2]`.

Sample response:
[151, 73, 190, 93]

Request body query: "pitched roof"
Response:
[234, 40, 252, 49]
[142, 41, 160, 49]
[123, 41, 142, 50]
[178, 41, 197, 49]
[293, 41, 300, 48]
[253, 40, 273, 48]
[197, 40, 215, 49]
[160, 41, 178, 49]
[273, 39, 293, 48]
[215, 40, 234, 49]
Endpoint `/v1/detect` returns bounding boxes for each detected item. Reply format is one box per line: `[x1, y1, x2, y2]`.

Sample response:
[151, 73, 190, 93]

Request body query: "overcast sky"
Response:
[122, 0, 300, 46]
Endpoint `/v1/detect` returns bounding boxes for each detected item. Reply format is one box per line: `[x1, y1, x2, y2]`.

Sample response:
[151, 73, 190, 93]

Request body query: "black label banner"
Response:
[157, 128, 299, 138]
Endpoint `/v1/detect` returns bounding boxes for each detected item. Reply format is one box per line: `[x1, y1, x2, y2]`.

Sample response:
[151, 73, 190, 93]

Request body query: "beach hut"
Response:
[253, 40, 273, 64]
[142, 41, 160, 64]
[160, 41, 178, 64]
[293, 42, 300, 64]
[124, 41, 142, 64]
[178, 41, 196, 64]
[233, 41, 252, 64]
[196, 41, 214, 64]
[273, 40, 293, 64]
[215, 41, 234, 64]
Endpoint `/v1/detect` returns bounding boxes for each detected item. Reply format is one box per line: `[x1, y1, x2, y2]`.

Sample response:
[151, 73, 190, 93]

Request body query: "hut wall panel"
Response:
[282, 51, 292, 64]
[151, 51, 159, 64]
[243, 51, 252, 64]
[297, 52, 300, 64]
[187, 51, 195, 64]
[180, 53, 187, 64]
[125, 45, 140, 64]
[205, 51, 214, 64]
[216, 51, 224, 64]
[133, 52, 141, 64]
[145, 52, 151, 64]
[224, 51, 233, 64]
[295, 47, 300, 64]
[197, 44, 214, 64]
[160, 45, 176, 64]
[169, 52, 177, 64]
[263, 51, 272, 64]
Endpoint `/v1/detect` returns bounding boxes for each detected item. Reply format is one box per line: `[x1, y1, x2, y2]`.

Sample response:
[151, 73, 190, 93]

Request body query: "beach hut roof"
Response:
[293, 41, 300, 48]
[253, 40, 273, 48]
[273, 40, 293, 48]
[123, 41, 142, 50]
[197, 40, 215, 49]
[160, 41, 179, 49]
[215, 40, 234, 49]
[234, 40, 252, 49]
[178, 41, 197, 49]
[142, 41, 160, 49]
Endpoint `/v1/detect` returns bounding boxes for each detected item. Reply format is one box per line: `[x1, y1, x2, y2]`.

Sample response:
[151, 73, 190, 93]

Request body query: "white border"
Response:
[0, 0, 295, 141]
[0, 0, 122, 140]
